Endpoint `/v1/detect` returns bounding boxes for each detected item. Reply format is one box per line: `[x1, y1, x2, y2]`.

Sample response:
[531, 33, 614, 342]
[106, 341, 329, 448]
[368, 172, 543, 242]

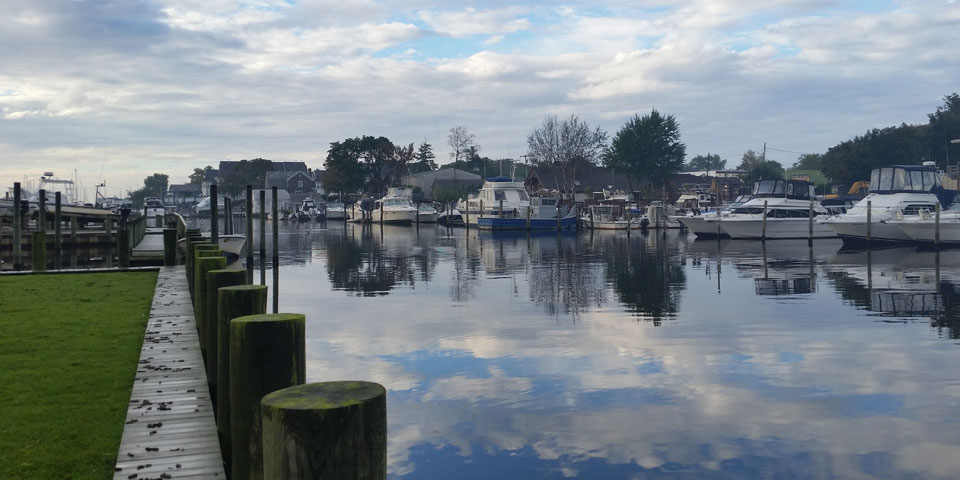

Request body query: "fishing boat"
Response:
[701, 179, 836, 239]
[583, 204, 641, 230]
[371, 188, 417, 225]
[296, 197, 320, 221]
[819, 163, 954, 244]
[437, 208, 464, 227]
[144, 197, 166, 227]
[177, 235, 247, 265]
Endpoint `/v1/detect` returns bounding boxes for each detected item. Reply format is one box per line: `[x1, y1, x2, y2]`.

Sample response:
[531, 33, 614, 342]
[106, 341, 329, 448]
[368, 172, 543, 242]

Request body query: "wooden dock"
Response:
[114, 265, 225, 479]
[131, 228, 166, 262]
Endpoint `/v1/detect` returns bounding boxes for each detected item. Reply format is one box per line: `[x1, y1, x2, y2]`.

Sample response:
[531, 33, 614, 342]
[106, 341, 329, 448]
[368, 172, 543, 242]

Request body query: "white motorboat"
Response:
[417, 204, 439, 223]
[326, 202, 347, 220]
[144, 197, 166, 227]
[640, 201, 682, 228]
[194, 196, 225, 217]
[583, 204, 641, 230]
[697, 179, 835, 239]
[372, 188, 418, 225]
[676, 194, 752, 238]
[296, 197, 320, 221]
[819, 163, 954, 244]
[458, 177, 531, 226]
[888, 204, 960, 244]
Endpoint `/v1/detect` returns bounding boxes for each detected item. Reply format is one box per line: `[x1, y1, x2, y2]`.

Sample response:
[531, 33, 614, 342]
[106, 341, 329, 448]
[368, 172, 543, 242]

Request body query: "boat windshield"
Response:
[869, 167, 940, 193]
[752, 180, 813, 199]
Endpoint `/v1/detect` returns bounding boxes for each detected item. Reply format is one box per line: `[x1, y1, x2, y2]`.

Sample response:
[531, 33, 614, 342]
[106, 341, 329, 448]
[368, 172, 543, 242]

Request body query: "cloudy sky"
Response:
[1, 0, 958, 200]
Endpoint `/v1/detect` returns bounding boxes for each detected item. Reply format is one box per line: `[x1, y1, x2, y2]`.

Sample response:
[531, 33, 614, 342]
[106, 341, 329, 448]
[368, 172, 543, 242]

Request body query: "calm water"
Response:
[256, 221, 960, 479]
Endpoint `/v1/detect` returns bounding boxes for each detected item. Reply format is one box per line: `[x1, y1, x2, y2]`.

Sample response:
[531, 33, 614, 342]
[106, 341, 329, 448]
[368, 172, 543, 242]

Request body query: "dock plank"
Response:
[114, 266, 225, 479]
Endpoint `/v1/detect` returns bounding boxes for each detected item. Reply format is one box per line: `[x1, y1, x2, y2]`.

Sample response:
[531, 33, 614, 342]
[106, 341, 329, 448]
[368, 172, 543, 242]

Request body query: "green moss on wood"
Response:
[229, 313, 305, 480]
[216, 285, 268, 473]
[204, 268, 247, 408]
[262, 381, 385, 410]
[194, 255, 226, 350]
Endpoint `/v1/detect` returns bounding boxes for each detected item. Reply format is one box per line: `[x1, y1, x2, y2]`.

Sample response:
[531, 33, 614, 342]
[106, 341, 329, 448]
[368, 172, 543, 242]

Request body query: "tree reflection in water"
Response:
[596, 232, 686, 325]
[324, 225, 438, 296]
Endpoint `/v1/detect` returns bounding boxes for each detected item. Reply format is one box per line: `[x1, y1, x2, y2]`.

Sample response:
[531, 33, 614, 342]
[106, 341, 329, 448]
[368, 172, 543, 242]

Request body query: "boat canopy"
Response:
[144, 197, 164, 208]
[868, 166, 940, 194]
[751, 180, 815, 200]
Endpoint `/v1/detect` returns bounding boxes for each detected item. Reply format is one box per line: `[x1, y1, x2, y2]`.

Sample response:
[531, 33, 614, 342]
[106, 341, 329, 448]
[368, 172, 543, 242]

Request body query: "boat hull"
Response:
[583, 219, 641, 230]
[371, 209, 417, 225]
[478, 215, 577, 230]
[822, 218, 913, 244]
[892, 219, 960, 244]
[719, 217, 837, 239]
[416, 212, 438, 223]
[677, 216, 728, 238]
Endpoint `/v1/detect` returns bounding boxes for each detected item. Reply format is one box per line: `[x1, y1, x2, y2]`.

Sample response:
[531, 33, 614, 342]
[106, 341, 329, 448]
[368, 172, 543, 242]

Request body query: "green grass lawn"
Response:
[0, 271, 157, 479]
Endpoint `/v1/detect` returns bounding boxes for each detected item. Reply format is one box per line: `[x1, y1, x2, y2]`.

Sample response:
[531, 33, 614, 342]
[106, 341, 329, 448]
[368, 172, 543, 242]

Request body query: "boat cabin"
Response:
[868, 165, 940, 194]
[751, 179, 816, 200]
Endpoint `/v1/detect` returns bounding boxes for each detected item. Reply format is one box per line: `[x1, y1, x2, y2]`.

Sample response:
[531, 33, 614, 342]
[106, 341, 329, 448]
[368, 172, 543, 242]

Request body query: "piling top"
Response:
[196, 249, 223, 258]
[194, 243, 219, 251]
[221, 284, 268, 293]
[232, 313, 304, 325]
[262, 381, 385, 411]
[209, 268, 246, 278]
[197, 256, 227, 268]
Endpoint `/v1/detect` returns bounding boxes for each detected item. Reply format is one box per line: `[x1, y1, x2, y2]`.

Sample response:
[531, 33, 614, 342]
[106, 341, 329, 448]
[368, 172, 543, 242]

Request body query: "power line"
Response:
[766, 146, 811, 156]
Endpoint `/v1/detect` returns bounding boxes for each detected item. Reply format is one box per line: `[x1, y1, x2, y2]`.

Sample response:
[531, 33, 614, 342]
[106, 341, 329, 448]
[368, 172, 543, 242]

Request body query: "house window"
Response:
[298, 181, 303, 188]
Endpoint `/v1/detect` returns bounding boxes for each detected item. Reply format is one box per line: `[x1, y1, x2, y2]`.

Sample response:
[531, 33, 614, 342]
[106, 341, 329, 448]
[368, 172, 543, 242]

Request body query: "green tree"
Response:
[219, 158, 273, 196]
[926, 93, 960, 168]
[737, 150, 784, 182]
[792, 153, 823, 171]
[127, 173, 169, 207]
[189, 166, 214, 185]
[411, 141, 437, 173]
[527, 114, 607, 196]
[686, 153, 725, 171]
[605, 109, 684, 192]
[324, 138, 367, 195]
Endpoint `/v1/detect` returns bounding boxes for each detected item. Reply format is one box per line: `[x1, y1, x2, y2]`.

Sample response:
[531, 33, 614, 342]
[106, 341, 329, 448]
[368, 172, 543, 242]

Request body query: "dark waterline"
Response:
[252, 220, 960, 479]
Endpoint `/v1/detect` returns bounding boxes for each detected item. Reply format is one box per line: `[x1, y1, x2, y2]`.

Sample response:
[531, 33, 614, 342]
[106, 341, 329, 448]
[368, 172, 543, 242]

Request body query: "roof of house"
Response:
[274, 161, 308, 172]
[525, 165, 636, 193]
[169, 183, 202, 193]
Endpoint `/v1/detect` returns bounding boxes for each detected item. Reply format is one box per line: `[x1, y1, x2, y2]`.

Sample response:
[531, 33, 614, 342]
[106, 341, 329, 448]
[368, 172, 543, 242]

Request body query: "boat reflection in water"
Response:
[824, 246, 960, 338]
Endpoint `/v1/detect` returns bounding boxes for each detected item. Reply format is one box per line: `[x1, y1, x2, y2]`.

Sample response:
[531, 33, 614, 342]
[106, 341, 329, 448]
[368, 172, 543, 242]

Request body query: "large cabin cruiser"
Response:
[888, 204, 960, 245]
[677, 194, 751, 238]
[459, 177, 531, 226]
[144, 197, 166, 227]
[701, 179, 835, 239]
[372, 188, 417, 225]
[819, 163, 954, 244]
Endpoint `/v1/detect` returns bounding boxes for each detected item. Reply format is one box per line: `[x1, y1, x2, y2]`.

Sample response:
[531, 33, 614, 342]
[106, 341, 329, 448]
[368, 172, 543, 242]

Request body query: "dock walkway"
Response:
[132, 228, 166, 261]
[113, 265, 224, 479]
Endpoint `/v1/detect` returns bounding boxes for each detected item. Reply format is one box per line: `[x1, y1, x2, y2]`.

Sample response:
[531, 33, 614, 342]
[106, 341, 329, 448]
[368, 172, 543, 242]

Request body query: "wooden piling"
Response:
[808, 197, 813, 246]
[55, 192, 62, 270]
[260, 190, 266, 285]
[163, 228, 178, 266]
[31, 231, 46, 272]
[246, 185, 254, 283]
[204, 268, 247, 408]
[229, 313, 306, 480]
[117, 229, 130, 268]
[761, 200, 768, 242]
[271, 187, 279, 313]
[13, 182, 22, 268]
[37, 189, 46, 232]
[499, 199, 504, 219]
[526, 204, 531, 229]
[188, 243, 219, 297]
[211, 184, 219, 244]
[556, 204, 561, 230]
[216, 284, 268, 469]
[866, 200, 872, 246]
[225, 197, 232, 235]
[194, 254, 227, 354]
[935, 203, 941, 247]
[261, 381, 387, 480]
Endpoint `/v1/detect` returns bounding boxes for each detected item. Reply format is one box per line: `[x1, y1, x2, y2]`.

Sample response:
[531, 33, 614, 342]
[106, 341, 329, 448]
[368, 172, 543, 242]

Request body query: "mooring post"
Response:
[808, 197, 813, 246]
[54, 192, 62, 270]
[163, 228, 177, 266]
[216, 284, 268, 469]
[260, 189, 266, 285]
[187, 241, 216, 296]
[556, 203, 561, 231]
[194, 253, 227, 355]
[204, 268, 247, 408]
[935, 203, 941, 248]
[271, 187, 279, 313]
[229, 313, 306, 480]
[526, 204, 531, 230]
[117, 228, 129, 268]
[761, 200, 768, 242]
[105, 217, 113, 238]
[246, 185, 254, 283]
[211, 184, 219, 244]
[31, 231, 46, 272]
[261, 382, 387, 480]
[866, 200, 872, 247]
[70, 215, 78, 246]
[224, 197, 232, 235]
[13, 182, 22, 269]
[37, 189, 46, 233]
[499, 199, 504, 219]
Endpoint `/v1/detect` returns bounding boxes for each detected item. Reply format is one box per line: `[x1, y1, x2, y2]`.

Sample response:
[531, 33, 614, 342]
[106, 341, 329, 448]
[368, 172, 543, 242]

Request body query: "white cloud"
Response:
[418, 7, 530, 37]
